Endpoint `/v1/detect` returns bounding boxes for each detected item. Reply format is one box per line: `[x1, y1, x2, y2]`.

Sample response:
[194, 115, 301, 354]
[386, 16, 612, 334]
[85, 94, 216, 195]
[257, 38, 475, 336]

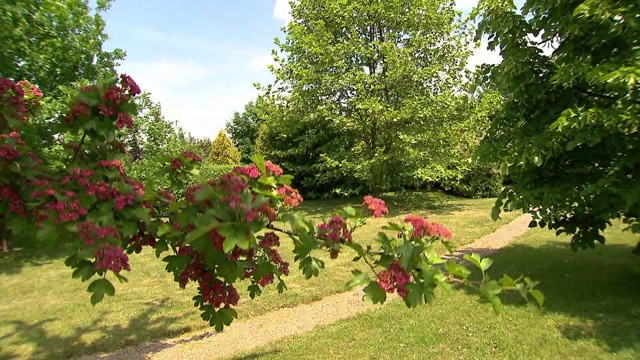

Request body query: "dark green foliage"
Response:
[441, 166, 503, 199]
[226, 99, 266, 163]
[474, 0, 640, 250]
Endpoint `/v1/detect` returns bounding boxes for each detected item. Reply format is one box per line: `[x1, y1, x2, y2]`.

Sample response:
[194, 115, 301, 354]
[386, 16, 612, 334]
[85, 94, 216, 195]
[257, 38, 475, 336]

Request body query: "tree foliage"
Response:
[473, 0, 640, 250]
[0, 0, 124, 97]
[263, 0, 476, 196]
[119, 92, 199, 195]
[209, 130, 242, 165]
[226, 99, 267, 163]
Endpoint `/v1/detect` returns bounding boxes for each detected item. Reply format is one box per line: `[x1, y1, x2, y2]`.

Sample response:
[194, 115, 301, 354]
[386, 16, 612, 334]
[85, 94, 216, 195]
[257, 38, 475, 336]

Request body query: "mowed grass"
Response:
[0, 192, 519, 359]
[233, 222, 640, 360]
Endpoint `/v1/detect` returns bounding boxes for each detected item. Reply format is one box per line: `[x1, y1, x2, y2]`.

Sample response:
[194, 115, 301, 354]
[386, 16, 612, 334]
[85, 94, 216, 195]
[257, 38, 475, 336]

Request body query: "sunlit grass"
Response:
[234, 223, 640, 360]
[0, 192, 518, 359]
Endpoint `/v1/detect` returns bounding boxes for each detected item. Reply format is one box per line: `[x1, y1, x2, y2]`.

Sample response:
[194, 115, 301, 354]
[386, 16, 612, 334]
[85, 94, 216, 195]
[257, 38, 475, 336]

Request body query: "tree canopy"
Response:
[262, 0, 478, 196]
[474, 0, 640, 250]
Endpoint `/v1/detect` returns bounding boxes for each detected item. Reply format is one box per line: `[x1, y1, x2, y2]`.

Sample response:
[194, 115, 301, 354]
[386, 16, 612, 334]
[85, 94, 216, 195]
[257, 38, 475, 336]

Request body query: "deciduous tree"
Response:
[474, 0, 640, 250]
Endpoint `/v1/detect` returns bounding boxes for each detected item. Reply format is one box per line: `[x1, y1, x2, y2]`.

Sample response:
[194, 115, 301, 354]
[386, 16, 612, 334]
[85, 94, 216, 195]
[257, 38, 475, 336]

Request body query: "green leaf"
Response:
[403, 282, 424, 308]
[279, 174, 295, 185]
[480, 280, 502, 297]
[299, 256, 324, 279]
[480, 257, 493, 272]
[497, 274, 515, 288]
[491, 206, 501, 221]
[90, 291, 105, 306]
[342, 206, 357, 218]
[185, 215, 219, 243]
[131, 208, 152, 223]
[444, 260, 471, 279]
[72, 261, 95, 281]
[529, 289, 545, 306]
[381, 222, 404, 232]
[346, 270, 371, 289]
[363, 281, 387, 304]
[463, 253, 483, 271]
[277, 280, 287, 294]
[87, 278, 116, 305]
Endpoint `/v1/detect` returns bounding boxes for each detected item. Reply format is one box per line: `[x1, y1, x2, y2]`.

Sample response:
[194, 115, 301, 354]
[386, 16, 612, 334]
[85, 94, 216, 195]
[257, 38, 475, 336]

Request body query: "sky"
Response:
[102, 0, 501, 139]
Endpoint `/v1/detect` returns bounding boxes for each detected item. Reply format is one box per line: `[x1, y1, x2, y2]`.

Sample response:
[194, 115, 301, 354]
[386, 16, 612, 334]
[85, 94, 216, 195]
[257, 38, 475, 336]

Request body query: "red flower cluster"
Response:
[65, 101, 91, 124]
[0, 78, 29, 123]
[259, 232, 280, 248]
[234, 164, 259, 179]
[264, 161, 283, 176]
[363, 196, 388, 218]
[0, 185, 26, 217]
[277, 185, 303, 208]
[317, 215, 352, 258]
[378, 261, 412, 298]
[16, 80, 43, 98]
[119, 74, 141, 96]
[94, 243, 131, 274]
[65, 74, 140, 129]
[116, 113, 133, 129]
[78, 220, 119, 246]
[199, 274, 240, 308]
[403, 215, 453, 240]
[182, 151, 202, 163]
[129, 229, 157, 253]
[98, 159, 126, 176]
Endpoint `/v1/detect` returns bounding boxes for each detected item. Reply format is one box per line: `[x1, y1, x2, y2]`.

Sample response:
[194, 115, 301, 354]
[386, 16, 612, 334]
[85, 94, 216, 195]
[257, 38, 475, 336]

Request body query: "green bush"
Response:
[191, 163, 236, 185]
[443, 166, 503, 199]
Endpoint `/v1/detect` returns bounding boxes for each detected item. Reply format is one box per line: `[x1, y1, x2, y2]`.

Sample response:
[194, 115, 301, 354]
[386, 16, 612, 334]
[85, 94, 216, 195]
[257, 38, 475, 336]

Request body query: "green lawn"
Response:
[234, 222, 640, 360]
[0, 192, 519, 359]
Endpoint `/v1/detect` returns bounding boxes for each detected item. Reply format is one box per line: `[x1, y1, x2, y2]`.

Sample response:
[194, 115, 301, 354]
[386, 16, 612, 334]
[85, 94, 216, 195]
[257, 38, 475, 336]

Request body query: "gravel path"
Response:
[80, 213, 533, 360]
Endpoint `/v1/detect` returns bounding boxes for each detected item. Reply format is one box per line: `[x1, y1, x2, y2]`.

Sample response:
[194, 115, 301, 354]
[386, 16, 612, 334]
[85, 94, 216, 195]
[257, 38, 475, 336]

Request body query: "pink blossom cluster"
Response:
[363, 196, 388, 218]
[277, 185, 303, 208]
[378, 261, 412, 298]
[0, 185, 27, 217]
[199, 274, 240, 308]
[264, 161, 283, 176]
[94, 243, 131, 274]
[0, 78, 29, 122]
[317, 216, 352, 259]
[233, 164, 259, 179]
[98, 159, 126, 176]
[78, 220, 119, 246]
[64, 74, 140, 129]
[403, 214, 452, 239]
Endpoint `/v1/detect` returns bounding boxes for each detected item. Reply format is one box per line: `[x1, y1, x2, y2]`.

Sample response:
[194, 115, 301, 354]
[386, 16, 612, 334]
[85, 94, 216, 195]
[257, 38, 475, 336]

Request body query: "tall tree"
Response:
[265, 0, 473, 195]
[209, 130, 242, 165]
[474, 0, 640, 250]
[225, 98, 267, 163]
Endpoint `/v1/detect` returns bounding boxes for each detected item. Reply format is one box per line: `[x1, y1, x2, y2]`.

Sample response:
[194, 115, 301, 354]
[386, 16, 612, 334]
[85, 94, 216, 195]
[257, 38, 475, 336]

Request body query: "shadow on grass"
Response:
[468, 240, 640, 353]
[297, 190, 467, 219]
[0, 241, 76, 275]
[0, 298, 192, 360]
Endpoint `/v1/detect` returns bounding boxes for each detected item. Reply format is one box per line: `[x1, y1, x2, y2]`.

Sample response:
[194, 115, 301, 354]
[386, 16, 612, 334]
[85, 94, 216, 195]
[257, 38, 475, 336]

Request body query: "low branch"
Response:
[266, 223, 298, 237]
